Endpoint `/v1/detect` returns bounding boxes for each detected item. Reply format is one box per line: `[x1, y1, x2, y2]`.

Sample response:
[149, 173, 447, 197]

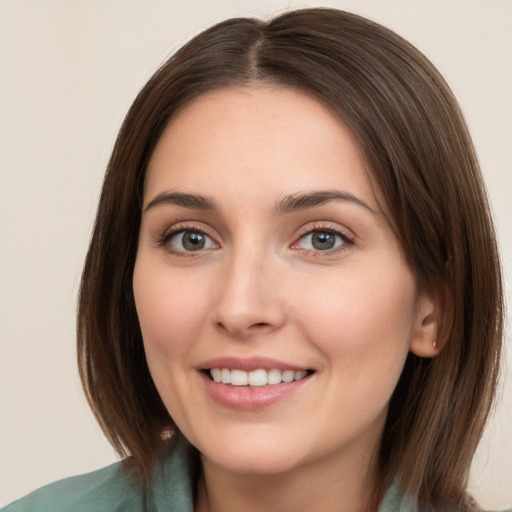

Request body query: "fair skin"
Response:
[133, 86, 438, 512]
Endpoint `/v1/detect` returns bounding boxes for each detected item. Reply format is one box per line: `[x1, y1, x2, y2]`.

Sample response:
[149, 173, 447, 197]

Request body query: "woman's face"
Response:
[133, 86, 435, 476]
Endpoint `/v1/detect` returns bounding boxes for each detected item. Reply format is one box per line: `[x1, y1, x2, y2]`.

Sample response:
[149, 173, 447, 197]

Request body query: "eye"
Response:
[296, 228, 352, 252]
[164, 229, 217, 253]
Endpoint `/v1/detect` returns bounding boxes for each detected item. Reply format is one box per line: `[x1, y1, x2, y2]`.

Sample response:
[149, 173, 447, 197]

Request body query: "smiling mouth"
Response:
[206, 368, 314, 387]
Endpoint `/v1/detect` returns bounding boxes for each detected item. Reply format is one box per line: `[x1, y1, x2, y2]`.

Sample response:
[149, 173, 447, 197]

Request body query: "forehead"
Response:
[144, 86, 378, 209]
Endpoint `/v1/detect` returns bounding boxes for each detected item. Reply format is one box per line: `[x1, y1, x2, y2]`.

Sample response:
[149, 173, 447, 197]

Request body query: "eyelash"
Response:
[292, 224, 355, 256]
[156, 223, 355, 257]
[156, 223, 218, 257]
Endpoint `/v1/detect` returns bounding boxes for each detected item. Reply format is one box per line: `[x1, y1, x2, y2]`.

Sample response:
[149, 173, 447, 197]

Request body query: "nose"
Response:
[211, 249, 286, 340]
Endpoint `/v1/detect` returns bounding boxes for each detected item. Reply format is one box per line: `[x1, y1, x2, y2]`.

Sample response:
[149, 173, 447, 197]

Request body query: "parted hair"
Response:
[78, 8, 503, 510]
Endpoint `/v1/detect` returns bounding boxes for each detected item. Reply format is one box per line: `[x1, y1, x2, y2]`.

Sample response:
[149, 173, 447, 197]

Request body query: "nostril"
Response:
[250, 322, 270, 329]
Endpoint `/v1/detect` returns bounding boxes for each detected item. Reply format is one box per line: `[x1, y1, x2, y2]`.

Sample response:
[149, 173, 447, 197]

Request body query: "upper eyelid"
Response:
[161, 221, 217, 237]
[290, 223, 356, 253]
[294, 222, 355, 240]
[157, 228, 219, 257]
[157, 222, 220, 248]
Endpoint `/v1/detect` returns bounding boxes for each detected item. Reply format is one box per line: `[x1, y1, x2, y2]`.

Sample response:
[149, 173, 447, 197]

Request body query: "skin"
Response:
[133, 86, 438, 512]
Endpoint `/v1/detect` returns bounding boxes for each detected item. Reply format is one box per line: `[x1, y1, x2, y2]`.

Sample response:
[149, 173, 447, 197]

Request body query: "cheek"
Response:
[133, 261, 211, 360]
[290, 263, 418, 435]
[292, 262, 417, 367]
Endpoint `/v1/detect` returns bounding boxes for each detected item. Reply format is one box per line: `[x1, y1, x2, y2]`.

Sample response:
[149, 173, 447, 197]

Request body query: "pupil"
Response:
[312, 232, 335, 250]
[183, 232, 205, 251]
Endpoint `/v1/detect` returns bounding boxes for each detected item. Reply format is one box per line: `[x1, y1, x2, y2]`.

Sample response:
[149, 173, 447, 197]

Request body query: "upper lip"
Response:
[197, 356, 311, 372]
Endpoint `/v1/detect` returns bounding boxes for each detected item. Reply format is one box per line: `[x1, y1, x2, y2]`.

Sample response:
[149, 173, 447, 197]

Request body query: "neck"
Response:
[195, 440, 383, 512]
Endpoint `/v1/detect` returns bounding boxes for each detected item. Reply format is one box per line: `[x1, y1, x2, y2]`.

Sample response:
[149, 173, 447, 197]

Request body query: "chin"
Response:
[205, 452, 300, 476]
[196, 436, 303, 476]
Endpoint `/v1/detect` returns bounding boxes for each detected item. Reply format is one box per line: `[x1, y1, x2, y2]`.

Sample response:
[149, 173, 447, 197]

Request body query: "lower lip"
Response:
[199, 372, 311, 410]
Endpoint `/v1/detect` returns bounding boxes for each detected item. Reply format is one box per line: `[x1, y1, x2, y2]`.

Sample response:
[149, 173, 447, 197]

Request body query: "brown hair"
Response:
[77, 8, 503, 510]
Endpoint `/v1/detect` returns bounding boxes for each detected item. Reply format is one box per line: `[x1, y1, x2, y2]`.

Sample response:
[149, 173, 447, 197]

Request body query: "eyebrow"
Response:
[144, 189, 376, 215]
[144, 191, 218, 212]
[274, 190, 376, 215]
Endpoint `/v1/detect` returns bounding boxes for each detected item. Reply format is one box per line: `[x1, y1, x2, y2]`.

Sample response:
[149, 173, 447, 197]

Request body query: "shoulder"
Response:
[1, 461, 145, 512]
[2, 436, 196, 512]
[2, 461, 143, 512]
[379, 483, 512, 512]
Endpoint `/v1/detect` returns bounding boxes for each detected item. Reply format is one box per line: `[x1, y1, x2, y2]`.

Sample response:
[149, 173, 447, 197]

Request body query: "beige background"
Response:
[1, 0, 511, 508]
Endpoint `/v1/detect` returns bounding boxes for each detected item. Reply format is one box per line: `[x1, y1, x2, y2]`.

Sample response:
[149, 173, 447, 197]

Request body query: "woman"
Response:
[4, 7, 506, 512]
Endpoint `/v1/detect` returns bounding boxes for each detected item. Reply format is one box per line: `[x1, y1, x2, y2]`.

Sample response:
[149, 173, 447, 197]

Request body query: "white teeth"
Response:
[248, 369, 267, 386]
[281, 370, 295, 383]
[209, 368, 310, 386]
[230, 369, 248, 386]
[221, 368, 231, 384]
[267, 368, 282, 385]
[211, 368, 222, 383]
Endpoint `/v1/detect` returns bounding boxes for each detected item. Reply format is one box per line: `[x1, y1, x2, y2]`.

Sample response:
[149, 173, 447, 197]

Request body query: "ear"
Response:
[409, 292, 441, 358]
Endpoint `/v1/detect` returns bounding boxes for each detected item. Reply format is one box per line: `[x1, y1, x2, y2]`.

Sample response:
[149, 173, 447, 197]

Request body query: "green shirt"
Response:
[2, 438, 509, 511]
